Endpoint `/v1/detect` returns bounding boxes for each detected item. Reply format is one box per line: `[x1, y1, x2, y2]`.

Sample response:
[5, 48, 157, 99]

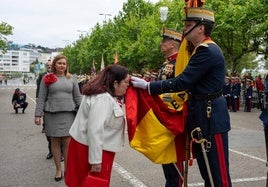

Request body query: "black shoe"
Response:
[46, 152, 53, 159]
[22, 109, 25, 113]
[54, 175, 62, 182]
[15, 109, 18, 114]
[61, 156, 64, 162]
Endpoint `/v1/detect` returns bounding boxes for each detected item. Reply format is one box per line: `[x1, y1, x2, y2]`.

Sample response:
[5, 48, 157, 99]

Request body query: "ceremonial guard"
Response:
[223, 76, 231, 110]
[158, 28, 182, 81]
[244, 79, 253, 112]
[255, 75, 265, 110]
[230, 77, 240, 112]
[158, 27, 184, 187]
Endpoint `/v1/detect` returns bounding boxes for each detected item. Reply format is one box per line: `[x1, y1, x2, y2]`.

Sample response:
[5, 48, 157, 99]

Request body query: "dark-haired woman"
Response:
[65, 64, 129, 187]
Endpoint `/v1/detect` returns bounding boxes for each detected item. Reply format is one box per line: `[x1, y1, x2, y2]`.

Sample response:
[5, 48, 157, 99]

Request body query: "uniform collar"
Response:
[167, 52, 178, 61]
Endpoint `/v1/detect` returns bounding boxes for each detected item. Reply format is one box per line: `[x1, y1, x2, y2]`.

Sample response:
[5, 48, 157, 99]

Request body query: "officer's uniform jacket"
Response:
[149, 41, 230, 136]
[223, 82, 231, 97]
[231, 83, 240, 98]
[158, 53, 178, 81]
[244, 85, 253, 99]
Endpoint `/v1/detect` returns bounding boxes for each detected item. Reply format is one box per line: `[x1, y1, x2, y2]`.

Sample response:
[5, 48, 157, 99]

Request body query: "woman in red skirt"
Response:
[65, 64, 129, 187]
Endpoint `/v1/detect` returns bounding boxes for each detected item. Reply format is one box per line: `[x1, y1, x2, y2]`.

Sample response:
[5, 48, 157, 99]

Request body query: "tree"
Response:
[0, 22, 13, 53]
[61, 0, 268, 75]
[207, 0, 267, 74]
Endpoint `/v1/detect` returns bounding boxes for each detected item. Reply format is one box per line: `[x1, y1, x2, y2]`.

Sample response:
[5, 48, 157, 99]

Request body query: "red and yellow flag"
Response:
[126, 86, 188, 164]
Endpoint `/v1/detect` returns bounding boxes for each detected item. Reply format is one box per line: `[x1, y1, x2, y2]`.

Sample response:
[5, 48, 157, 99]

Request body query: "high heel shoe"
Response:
[54, 175, 62, 182]
[54, 172, 63, 182]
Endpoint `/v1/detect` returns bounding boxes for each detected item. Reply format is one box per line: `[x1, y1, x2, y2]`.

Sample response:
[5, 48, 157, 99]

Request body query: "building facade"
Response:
[0, 49, 40, 73]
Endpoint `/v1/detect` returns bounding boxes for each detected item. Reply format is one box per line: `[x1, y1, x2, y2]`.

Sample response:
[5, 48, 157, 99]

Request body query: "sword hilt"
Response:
[191, 127, 204, 143]
[190, 127, 211, 149]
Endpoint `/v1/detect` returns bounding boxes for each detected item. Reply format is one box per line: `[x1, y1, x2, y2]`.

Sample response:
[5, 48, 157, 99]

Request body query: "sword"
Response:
[183, 133, 190, 187]
[191, 127, 215, 187]
[173, 163, 184, 181]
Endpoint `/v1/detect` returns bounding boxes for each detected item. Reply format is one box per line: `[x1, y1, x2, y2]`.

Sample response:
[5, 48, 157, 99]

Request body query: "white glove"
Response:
[131, 76, 148, 90]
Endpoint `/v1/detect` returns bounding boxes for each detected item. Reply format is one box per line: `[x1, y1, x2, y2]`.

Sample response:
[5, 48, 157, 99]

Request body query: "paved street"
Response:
[0, 81, 267, 187]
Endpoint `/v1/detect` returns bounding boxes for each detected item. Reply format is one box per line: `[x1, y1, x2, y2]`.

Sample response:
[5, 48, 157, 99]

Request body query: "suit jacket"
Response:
[35, 75, 81, 116]
[69, 92, 126, 164]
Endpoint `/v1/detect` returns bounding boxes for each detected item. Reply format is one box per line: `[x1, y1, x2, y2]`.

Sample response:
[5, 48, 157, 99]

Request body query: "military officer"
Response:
[158, 28, 182, 81]
[131, 7, 232, 187]
[158, 28, 184, 187]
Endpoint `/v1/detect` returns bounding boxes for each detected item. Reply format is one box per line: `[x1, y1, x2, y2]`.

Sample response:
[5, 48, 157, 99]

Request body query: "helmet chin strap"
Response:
[183, 21, 201, 37]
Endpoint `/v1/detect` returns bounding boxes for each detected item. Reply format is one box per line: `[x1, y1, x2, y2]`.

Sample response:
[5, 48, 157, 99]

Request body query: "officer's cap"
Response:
[183, 7, 214, 23]
[162, 28, 182, 42]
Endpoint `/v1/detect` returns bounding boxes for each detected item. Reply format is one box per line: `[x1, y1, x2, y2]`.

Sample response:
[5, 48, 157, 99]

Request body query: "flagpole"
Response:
[114, 52, 119, 64]
[101, 53, 105, 71]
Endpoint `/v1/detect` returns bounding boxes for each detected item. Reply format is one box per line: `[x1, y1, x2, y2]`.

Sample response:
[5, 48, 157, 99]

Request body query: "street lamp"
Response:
[99, 13, 112, 22]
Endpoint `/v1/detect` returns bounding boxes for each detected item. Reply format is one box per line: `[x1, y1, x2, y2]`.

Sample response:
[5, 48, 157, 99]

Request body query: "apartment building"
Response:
[0, 48, 39, 73]
[0, 47, 60, 75]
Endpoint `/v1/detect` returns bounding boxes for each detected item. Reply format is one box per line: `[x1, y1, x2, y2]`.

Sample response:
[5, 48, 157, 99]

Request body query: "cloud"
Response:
[2, 0, 159, 48]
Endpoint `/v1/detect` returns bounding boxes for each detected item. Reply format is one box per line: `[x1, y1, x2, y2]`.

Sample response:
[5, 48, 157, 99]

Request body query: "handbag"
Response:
[81, 174, 109, 187]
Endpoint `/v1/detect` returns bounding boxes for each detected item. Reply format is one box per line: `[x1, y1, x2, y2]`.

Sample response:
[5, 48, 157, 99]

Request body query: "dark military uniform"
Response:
[158, 53, 177, 81]
[149, 41, 232, 187]
[157, 27, 184, 187]
[230, 80, 240, 112]
[157, 52, 184, 187]
[244, 82, 253, 112]
[223, 78, 231, 110]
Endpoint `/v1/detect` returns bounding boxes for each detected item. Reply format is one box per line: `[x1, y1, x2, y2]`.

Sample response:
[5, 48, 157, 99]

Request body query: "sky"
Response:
[1, 0, 158, 48]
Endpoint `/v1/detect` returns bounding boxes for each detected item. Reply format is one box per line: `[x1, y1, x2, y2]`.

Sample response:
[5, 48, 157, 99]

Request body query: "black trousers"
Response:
[13, 102, 28, 113]
[162, 162, 183, 187]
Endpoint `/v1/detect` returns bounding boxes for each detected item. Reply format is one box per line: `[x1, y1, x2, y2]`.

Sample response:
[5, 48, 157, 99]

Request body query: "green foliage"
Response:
[0, 22, 13, 52]
[210, 0, 267, 73]
[61, 0, 268, 75]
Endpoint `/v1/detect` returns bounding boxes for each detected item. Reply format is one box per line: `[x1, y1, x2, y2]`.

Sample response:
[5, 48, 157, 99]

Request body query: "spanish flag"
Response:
[126, 86, 188, 164]
[175, 38, 190, 76]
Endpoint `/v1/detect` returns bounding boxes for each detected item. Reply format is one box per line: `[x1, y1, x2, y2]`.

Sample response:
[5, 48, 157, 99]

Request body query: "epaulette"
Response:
[199, 43, 209, 47]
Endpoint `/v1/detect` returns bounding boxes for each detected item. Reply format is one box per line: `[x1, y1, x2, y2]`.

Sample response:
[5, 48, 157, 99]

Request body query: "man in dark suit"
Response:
[36, 59, 53, 159]
[36, 59, 52, 97]
[131, 7, 232, 187]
